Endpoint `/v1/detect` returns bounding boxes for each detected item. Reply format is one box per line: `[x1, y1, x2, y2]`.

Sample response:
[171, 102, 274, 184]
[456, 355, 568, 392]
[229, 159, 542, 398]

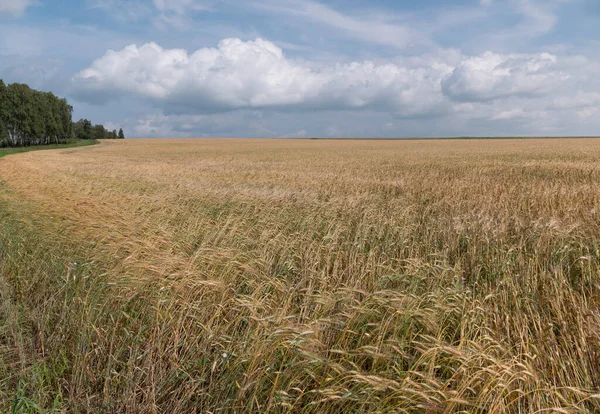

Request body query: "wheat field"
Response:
[2, 138, 600, 412]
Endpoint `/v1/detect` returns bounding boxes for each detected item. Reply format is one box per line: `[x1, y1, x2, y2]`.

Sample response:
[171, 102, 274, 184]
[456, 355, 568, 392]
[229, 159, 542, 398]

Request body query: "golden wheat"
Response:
[2, 138, 600, 412]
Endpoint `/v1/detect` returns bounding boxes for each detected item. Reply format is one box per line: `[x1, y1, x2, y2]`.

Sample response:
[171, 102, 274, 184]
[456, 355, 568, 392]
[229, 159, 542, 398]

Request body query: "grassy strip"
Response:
[0, 188, 102, 412]
[0, 140, 98, 159]
[0, 188, 159, 412]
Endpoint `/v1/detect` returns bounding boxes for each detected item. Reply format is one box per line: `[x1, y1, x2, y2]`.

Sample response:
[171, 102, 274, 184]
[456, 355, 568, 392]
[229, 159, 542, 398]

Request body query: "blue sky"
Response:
[1, 0, 600, 137]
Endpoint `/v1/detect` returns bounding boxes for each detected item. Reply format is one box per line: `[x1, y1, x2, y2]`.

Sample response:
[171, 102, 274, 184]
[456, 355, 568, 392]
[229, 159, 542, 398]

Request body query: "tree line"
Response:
[0, 80, 124, 148]
[74, 119, 124, 140]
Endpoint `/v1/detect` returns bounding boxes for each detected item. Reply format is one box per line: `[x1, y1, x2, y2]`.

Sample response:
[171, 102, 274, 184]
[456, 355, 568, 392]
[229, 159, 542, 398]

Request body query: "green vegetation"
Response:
[0, 188, 113, 412]
[73, 119, 124, 140]
[0, 79, 124, 148]
[0, 80, 73, 147]
[0, 139, 97, 159]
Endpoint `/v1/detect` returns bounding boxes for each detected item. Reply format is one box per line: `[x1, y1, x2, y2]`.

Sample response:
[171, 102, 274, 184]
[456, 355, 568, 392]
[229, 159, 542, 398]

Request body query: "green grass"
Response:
[0, 187, 151, 412]
[0, 140, 97, 159]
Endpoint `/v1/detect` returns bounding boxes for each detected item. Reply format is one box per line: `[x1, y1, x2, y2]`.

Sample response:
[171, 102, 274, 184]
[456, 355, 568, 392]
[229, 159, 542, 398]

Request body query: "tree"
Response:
[0, 80, 7, 147]
[0, 80, 123, 147]
[92, 124, 107, 140]
[74, 119, 93, 140]
[118, 128, 125, 139]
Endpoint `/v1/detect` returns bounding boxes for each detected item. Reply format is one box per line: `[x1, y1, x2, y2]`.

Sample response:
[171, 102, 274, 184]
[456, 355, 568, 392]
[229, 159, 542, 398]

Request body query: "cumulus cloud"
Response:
[442, 51, 568, 102]
[73, 37, 586, 128]
[0, 0, 34, 16]
[72, 38, 452, 117]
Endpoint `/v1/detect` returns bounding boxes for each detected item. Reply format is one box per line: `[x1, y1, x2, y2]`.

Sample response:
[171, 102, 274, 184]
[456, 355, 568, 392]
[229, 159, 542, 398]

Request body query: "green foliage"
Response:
[73, 119, 122, 140]
[0, 82, 73, 148]
[0, 79, 124, 148]
[73, 118, 92, 140]
[0, 139, 97, 159]
[0, 80, 8, 145]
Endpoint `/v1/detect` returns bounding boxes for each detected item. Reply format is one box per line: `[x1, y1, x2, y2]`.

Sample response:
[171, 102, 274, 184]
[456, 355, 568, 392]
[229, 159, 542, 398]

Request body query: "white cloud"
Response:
[491, 108, 526, 120]
[0, 0, 35, 16]
[250, 0, 423, 50]
[471, 0, 563, 49]
[576, 107, 598, 118]
[72, 37, 600, 137]
[513, 0, 557, 37]
[550, 91, 600, 109]
[442, 51, 568, 102]
[89, 0, 215, 28]
[481, 0, 559, 37]
[72, 38, 452, 117]
[152, 0, 217, 29]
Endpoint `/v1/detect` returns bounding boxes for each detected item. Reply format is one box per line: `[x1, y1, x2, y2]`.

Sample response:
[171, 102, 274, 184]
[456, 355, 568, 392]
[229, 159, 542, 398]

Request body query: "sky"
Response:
[1, 0, 599, 138]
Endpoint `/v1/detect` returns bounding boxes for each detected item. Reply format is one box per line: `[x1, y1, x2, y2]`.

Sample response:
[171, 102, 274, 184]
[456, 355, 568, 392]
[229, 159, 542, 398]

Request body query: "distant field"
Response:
[2, 138, 600, 412]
